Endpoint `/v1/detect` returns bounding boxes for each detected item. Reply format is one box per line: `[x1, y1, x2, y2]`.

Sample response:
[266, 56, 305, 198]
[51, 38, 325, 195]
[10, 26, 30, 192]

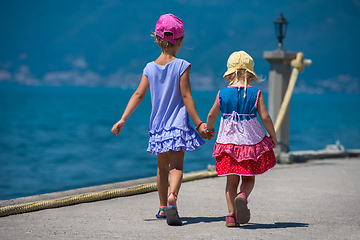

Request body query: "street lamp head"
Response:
[274, 13, 289, 51]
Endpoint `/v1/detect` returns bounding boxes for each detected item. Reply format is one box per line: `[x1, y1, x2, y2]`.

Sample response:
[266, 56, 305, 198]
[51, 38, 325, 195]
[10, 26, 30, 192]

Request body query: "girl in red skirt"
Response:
[206, 51, 278, 227]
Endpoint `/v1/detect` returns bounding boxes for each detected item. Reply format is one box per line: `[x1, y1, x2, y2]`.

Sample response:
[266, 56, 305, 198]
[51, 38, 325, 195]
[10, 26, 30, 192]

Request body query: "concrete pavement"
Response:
[0, 157, 359, 239]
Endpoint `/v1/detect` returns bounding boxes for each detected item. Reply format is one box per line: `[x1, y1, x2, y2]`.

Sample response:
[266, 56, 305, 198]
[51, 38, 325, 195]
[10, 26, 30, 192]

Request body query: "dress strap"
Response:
[223, 111, 255, 122]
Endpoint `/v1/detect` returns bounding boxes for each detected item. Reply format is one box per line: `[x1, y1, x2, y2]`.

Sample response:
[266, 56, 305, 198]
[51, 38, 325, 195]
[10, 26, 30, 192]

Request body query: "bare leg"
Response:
[157, 152, 170, 215]
[234, 175, 255, 224]
[167, 150, 184, 209]
[240, 176, 255, 197]
[225, 175, 240, 213]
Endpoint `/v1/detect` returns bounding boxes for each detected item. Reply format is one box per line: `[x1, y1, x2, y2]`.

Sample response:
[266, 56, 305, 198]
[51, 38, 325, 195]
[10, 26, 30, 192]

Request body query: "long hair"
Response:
[224, 69, 264, 98]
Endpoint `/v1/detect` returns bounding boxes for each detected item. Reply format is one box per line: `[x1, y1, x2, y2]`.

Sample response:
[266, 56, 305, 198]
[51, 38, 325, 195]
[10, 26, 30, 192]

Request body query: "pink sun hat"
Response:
[155, 13, 184, 44]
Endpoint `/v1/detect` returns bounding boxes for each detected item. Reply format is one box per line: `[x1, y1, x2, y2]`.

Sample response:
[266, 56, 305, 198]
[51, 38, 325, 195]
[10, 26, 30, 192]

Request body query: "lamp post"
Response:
[274, 13, 289, 51]
[263, 13, 296, 153]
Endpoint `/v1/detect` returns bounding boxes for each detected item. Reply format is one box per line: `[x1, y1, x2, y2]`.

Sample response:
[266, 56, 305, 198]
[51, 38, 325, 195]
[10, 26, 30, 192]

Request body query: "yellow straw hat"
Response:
[223, 51, 257, 78]
[223, 51, 257, 98]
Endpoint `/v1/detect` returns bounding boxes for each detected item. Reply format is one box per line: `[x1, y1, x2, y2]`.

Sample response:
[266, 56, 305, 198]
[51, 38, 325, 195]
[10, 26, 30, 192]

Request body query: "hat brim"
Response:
[223, 68, 257, 78]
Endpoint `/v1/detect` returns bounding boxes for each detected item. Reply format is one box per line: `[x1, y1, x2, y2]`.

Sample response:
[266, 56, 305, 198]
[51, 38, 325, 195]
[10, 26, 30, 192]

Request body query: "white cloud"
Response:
[43, 69, 103, 87]
[65, 56, 88, 69]
[72, 58, 88, 69]
[2, 56, 358, 95]
[17, 53, 28, 61]
[106, 70, 141, 89]
[13, 65, 40, 85]
[0, 69, 12, 81]
[294, 74, 360, 94]
[294, 80, 326, 94]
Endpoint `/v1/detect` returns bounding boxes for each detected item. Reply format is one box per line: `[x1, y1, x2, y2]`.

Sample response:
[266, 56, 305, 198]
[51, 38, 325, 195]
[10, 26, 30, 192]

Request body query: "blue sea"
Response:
[0, 83, 359, 200]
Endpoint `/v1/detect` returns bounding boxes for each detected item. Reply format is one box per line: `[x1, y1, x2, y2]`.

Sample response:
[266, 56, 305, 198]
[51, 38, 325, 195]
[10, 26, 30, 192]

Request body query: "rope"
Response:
[0, 170, 217, 218]
[274, 52, 312, 133]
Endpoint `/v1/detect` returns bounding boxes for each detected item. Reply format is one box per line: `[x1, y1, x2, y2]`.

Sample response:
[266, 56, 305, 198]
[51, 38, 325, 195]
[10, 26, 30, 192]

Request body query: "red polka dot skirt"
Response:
[216, 149, 276, 176]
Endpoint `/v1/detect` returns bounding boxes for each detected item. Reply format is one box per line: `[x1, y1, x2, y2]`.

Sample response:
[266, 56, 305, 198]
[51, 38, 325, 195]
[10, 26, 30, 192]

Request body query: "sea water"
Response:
[0, 83, 359, 200]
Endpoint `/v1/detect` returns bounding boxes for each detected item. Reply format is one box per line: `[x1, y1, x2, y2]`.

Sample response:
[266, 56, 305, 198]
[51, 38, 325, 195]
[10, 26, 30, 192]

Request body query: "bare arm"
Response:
[180, 66, 210, 139]
[257, 92, 278, 148]
[111, 73, 149, 135]
[206, 97, 220, 131]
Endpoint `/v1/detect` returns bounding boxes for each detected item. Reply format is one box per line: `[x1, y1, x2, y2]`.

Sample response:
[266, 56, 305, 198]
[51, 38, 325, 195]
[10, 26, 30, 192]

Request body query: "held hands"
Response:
[197, 122, 215, 140]
[111, 119, 126, 136]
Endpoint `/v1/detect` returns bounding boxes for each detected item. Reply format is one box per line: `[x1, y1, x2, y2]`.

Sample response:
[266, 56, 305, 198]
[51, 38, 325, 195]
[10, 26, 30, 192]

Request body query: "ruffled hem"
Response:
[147, 127, 205, 155]
[212, 136, 274, 162]
[216, 149, 276, 176]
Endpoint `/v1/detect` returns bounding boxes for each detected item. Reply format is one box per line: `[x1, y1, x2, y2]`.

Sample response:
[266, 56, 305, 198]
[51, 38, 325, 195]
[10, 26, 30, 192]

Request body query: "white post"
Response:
[263, 50, 296, 153]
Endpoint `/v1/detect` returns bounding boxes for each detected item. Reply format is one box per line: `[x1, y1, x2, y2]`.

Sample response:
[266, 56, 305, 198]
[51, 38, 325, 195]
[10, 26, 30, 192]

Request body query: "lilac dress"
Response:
[143, 58, 205, 155]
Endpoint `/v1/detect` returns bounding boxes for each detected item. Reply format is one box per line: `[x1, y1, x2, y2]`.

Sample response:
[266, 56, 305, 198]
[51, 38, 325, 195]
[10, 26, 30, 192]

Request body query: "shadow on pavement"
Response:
[241, 222, 309, 229]
[143, 216, 225, 225]
[144, 217, 308, 229]
[181, 216, 225, 225]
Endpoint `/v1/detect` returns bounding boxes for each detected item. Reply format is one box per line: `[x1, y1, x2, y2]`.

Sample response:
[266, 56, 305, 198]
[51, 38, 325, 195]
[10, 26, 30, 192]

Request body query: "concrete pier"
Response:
[0, 156, 359, 239]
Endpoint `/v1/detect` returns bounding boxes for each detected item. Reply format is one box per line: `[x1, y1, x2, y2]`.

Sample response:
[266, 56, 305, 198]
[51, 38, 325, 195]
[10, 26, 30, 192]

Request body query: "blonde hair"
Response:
[224, 69, 264, 98]
[153, 32, 184, 51]
[225, 69, 264, 84]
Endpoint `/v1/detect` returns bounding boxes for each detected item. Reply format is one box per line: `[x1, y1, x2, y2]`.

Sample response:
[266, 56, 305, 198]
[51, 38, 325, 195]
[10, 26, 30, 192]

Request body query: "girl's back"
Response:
[218, 86, 260, 119]
[144, 58, 192, 132]
[112, 13, 209, 226]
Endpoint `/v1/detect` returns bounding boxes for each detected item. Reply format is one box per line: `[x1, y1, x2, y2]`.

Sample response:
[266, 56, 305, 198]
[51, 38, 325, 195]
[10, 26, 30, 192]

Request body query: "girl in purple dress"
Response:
[111, 13, 212, 226]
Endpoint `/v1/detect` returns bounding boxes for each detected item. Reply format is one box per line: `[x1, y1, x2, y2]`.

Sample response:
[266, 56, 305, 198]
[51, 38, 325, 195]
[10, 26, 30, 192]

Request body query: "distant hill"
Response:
[0, 0, 359, 93]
